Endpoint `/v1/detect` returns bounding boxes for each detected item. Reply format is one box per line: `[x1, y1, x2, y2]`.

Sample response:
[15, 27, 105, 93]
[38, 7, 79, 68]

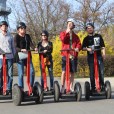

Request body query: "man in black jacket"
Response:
[82, 23, 106, 91]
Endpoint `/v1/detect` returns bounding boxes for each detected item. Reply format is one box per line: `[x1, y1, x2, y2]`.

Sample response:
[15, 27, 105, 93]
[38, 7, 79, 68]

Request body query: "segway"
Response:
[84, 48, 111, 100]
[39, 53, 60, 102]
[12, 51, 43, 106]
[57, 49, 82, 102]
[0, 51, 12, 100]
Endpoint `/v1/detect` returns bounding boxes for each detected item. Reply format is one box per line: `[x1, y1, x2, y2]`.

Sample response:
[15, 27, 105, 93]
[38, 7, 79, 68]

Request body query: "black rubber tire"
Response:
[74, 82, 82, 101]
[34, 82, 43, 104]
[84, 81, 90, 100]
[33, 82, 39, 104]
[54, 81, 60, 102]
[12, 84, 22, 106]
[105, 81, 111, 99]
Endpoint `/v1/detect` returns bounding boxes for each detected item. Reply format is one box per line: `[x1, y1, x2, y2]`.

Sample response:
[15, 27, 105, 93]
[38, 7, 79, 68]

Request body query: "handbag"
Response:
[18, 52, 28, 60]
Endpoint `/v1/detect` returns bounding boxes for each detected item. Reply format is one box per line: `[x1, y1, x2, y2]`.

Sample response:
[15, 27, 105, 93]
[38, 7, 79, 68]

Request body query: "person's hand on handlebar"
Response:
[35, 48, 38, 52]
[21, 49, 27, 52]
[86, 47, 92, 52]
[74, 48, 79, 52]
[34, 48, 38, 53]
[43, 50, 47, 53]
[35, 48, 38, 51]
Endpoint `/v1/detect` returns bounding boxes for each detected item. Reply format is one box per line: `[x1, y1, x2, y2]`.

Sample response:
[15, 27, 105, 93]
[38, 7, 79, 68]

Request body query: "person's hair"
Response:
[41, 30, 49, 37]
[41, 30, 49, 41]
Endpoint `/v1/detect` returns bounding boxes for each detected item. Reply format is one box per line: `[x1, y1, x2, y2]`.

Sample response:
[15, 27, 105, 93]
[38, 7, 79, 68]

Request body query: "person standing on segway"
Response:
[0, 21, 15, 95]
[60, 18, 81, 93]
[37, 30, 54, 91]
[82, 23, 106, 92]
[14, 22, 35, 92]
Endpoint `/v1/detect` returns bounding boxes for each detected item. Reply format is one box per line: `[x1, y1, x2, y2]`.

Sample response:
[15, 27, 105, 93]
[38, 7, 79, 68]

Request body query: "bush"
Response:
[77, 56, 89, 78]
[76, 55, 114, 77]
[104, 55, 114, 77]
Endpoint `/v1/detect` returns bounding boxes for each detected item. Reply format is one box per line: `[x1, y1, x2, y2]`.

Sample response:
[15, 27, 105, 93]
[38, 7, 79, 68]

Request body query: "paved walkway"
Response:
[0, 77, 113, 114]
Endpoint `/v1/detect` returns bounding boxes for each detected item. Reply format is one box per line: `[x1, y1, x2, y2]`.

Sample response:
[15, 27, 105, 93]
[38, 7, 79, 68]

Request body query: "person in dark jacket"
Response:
[82, 23, 105, 92]
[14, 22, 35, 91]
[37, 30, 54, 91]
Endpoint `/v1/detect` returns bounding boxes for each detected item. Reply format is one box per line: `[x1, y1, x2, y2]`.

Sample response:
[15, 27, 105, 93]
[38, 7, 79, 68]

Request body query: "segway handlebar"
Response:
[21, 49, 35, 52]
[38, 51, 51, 54]
[93, 48, 103, 51]
[88, 46, 103, 51]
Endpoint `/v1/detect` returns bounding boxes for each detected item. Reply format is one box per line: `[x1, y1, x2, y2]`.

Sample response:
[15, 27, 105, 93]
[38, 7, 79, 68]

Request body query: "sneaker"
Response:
[44, 87, 49, 92]
[50, 87, 54, 91]
[70, 87, 74, 93]
[6, 90, 12, 95]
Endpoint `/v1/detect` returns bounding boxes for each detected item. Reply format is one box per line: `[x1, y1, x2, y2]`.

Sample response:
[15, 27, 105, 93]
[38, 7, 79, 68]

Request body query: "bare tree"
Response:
[8, 0, 114, 41]
[73, 0, 114, 31]
[8, 0, 72, 44]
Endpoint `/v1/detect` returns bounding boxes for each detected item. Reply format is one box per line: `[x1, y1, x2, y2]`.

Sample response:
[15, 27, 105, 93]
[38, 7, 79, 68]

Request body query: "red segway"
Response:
[0, 51, 12, 100]
[57, 49, 82, 102]
[84, 48, 111, 100]
[12, 51, 43, 106]
[39, 53, 60, 102]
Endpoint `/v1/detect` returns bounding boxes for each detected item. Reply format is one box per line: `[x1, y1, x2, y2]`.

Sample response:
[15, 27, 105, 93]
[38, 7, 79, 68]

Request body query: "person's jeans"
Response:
[17, 59, 35, 89]
[87, 55, 104, 90]
[0, 59, 13, 90]
[40, 60, 54, 89]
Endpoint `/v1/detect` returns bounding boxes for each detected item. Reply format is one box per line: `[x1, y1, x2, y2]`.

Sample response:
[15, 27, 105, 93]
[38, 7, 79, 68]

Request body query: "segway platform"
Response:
[0, 94, 12, 100]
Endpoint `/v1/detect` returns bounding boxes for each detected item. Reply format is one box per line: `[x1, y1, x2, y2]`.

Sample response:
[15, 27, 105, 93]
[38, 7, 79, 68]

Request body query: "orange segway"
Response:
[39, 53, 60, 102]
[0, 50, 12, 100]
[57, 49, 82, 102]
[84, 48, 111, 100]
[12, 50, 43, 106]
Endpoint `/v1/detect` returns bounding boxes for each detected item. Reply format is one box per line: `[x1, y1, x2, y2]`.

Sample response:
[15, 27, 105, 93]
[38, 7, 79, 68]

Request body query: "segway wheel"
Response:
[33, 82, 43, 104]
[74, 82, 82, 101]
[54, 81, 60, 102]
[12, 84, 22, 106]
[105, 81, 111, 99]
[84, 81, 90, 100]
